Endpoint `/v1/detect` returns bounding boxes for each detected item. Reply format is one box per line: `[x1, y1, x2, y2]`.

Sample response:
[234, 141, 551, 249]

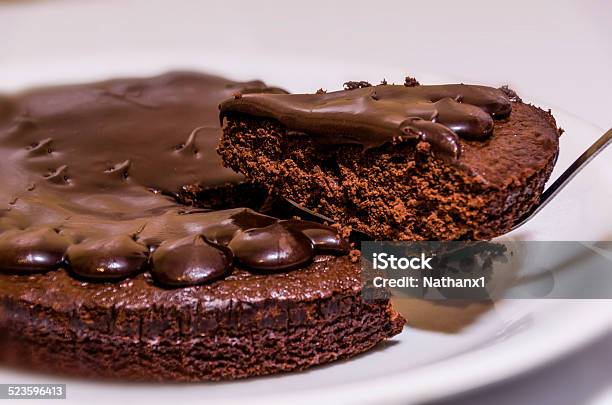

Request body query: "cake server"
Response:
[511, 127, 612, 230]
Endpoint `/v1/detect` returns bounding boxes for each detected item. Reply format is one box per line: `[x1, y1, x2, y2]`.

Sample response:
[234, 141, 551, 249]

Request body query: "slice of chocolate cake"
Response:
[218, 79, 561, 240]
[0, 72, 404, 381]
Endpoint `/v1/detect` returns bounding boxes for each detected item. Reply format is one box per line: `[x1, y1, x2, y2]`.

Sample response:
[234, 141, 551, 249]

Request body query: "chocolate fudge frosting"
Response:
[219, 83, 512, 160]
[0, 72, 348, 287]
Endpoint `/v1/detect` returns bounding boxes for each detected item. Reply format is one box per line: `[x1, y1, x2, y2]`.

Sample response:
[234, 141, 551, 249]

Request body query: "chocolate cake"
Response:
[218, 80, 561, 240]
[0, 72, 404, 381]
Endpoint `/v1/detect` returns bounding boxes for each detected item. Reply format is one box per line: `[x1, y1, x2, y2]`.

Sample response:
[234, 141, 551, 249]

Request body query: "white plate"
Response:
[1, 51, 611, 405]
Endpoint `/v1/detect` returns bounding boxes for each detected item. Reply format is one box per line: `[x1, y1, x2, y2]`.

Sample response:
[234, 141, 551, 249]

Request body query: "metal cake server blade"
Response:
[282, 198, 372, 243]
[511, 127, 612, 230]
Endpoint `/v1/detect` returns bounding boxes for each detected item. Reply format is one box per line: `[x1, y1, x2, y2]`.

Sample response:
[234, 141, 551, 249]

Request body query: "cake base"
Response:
[0, 257, 404, 381]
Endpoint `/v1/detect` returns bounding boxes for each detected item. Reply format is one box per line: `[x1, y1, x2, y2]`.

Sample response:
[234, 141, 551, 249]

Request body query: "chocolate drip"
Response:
[228, 219, 349, 271]
[151, 235, 233, 287]
[219, 83, 511, 160]
[67, 235, 149, 281]
[0, 72, 349, 288]
[229, 223, 314, 271]
[281, 219, 349, 253]
[0, 227, 69, 273]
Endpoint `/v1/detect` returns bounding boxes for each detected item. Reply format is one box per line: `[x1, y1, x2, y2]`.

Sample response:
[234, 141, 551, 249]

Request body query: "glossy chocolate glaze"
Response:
[0, 72, 348, 287]
[219, 83, 512, 160]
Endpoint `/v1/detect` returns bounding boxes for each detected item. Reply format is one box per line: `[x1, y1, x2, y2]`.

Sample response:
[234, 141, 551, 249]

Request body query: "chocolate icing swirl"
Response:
[0, 72, 349, 288]
[219, 84, 511, 160]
